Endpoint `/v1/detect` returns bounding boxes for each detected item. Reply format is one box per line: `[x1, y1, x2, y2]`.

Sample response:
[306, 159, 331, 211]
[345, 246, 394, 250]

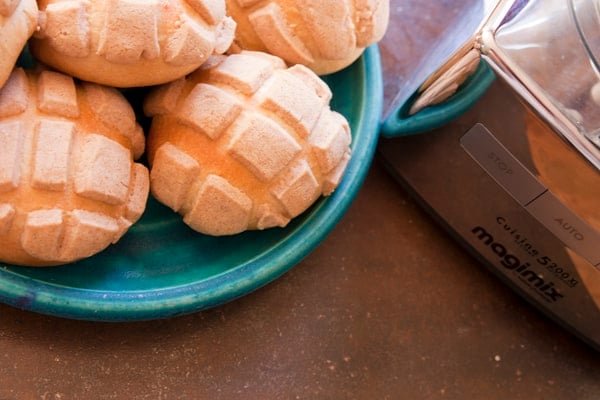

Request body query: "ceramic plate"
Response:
[0, 46, 383, 322]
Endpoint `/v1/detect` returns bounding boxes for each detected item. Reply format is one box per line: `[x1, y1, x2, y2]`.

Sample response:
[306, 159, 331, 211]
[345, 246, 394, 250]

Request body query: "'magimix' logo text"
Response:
[472, 226, 563, 302]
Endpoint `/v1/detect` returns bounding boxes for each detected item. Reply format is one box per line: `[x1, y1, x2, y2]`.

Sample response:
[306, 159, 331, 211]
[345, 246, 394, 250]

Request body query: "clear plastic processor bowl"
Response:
[492, 0, 600, 150]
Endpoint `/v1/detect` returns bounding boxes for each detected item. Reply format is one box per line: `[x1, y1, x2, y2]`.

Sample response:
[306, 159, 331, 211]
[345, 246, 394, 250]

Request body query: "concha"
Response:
[144, 51, 352, 236]
[0, 68, 149, 266]
[225, 0, 390, 75]
[29, 0, 237, 87]
[0, 0, 38, 88]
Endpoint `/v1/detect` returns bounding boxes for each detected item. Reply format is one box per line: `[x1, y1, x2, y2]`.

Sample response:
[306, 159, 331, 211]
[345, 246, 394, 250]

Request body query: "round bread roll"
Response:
[144, 51, 352, 236]
[0, 68, 149, 266]
[29, 0, 237, 88]
[0, 0, 38, 88]
[225, 0, 390, 75]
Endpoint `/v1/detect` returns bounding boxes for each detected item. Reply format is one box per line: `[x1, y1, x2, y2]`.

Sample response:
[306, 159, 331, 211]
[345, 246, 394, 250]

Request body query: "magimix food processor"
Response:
[379, 0, 600, 349]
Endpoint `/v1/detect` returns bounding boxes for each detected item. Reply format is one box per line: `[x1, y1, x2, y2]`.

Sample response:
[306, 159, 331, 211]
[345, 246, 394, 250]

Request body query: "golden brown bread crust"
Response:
[225, 0, 390, 75]
[0, 68, 149, 266]
[29, 0, 237, 87]
[0, 0, 38, 88]
[144, 51, 352, 236]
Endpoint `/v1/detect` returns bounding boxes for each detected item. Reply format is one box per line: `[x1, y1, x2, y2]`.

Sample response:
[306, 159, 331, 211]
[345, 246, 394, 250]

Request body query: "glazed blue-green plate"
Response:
[0, 46, 383, 322]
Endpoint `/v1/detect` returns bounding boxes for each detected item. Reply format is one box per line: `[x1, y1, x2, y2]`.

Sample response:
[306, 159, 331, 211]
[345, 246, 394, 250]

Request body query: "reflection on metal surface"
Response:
[460, 124, 546, 205]
[383, 0, 497, 120]
[379, 76, 600, 350]
[461, 124, 600, 268]
[409, 49, 481, 115]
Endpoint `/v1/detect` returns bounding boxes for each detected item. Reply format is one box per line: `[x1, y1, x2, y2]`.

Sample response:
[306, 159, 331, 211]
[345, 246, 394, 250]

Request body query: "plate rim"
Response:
[0, 45, 384, 321]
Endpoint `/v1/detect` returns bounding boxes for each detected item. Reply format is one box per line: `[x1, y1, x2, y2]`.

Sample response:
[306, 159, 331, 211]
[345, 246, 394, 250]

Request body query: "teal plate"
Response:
[0, 46, 383, 322]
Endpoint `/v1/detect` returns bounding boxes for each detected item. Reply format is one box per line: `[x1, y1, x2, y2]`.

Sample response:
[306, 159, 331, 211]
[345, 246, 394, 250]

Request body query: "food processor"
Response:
[379, 0, 600, 349]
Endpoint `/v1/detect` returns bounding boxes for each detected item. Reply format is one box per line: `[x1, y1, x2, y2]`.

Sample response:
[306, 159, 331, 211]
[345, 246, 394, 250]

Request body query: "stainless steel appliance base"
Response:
[379, 78, 600, 351]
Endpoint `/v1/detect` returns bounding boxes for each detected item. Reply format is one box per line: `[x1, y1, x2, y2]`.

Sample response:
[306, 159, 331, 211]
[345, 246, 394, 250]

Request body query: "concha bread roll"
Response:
[144, 51, 352, 236]
[225, 0, 390, 75]
[29, 0, 237, 88]
[0, 0, 37, 88]
[0, 68, 149, 266]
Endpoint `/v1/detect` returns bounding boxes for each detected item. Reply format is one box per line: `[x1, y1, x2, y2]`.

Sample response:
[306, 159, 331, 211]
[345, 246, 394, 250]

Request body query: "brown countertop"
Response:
[2, 1, 599, 399]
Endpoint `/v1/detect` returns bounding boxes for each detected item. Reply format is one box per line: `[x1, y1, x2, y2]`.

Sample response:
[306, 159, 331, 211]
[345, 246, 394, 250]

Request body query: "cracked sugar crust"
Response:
[0, 68, 150, 266]
[145, 51, 351, 236]
[0, 0, 38, 88]
[29, 0, 236, 87]
[225, 0, 390, 75]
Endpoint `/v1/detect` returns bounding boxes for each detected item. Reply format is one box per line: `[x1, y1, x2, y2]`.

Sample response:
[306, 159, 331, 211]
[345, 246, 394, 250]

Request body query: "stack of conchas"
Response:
[0, 0, 389, 266]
